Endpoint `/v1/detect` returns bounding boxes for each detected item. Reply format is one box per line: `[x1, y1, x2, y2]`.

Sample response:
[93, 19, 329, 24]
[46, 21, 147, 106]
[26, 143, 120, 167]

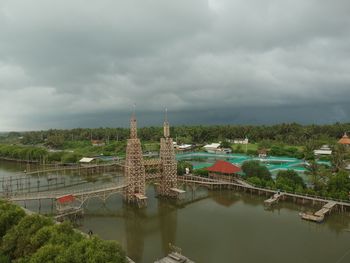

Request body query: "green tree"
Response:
[241, 160, 272, 181]
[276, 170, 305, 192]
[1, 215, 53, 260]
[220, 140, 231, 149]
[193, 168, 209, 177]
[332, 144, 347, 172]
[57, 237, 126, 263]
[0, 201, 25, 238]
[327, 170, 350, 200]
[177, 161, 193, 175]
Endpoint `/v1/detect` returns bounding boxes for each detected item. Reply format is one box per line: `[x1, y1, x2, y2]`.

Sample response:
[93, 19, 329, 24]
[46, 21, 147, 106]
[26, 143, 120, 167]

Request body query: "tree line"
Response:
[3, 122, 350, 146]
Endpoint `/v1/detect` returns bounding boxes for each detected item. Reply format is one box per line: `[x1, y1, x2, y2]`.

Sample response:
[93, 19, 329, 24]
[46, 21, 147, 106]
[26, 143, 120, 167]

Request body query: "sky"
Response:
[0, 0, 350, 131]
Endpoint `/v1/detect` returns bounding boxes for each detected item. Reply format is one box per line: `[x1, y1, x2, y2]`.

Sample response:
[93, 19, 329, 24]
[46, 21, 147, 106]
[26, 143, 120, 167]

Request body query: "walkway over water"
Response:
[300, 201, 338, 222]
[264, 192, 284, 206]
[178, 175, 350, 216]
[7, 181, 127, 203]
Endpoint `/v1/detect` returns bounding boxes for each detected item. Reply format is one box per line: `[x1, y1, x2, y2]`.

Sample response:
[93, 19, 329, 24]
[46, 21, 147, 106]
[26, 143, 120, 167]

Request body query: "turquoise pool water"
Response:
[176, 152, 331, 173]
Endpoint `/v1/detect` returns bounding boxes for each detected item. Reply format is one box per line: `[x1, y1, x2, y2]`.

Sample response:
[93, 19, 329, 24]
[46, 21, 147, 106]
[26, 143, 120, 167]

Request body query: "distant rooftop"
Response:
[338, 133, 350, 145]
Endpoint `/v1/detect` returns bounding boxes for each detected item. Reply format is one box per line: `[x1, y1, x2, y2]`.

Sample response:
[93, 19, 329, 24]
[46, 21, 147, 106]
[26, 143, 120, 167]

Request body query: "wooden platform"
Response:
[300, 212, 324, 223]
[300, 201, 337, 223]
[154, 252, 195, 263]
[134, 193, 148, 200]
[264, 193, 284, 206]
[170, 188, 186, 194]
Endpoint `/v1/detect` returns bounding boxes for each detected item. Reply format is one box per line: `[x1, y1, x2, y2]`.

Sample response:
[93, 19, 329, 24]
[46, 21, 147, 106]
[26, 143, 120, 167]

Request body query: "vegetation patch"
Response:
[0, 200, 127, 263]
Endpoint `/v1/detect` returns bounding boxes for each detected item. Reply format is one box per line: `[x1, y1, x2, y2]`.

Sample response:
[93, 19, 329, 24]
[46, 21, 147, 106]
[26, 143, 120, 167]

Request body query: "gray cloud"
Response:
[0, 0, 349, 131]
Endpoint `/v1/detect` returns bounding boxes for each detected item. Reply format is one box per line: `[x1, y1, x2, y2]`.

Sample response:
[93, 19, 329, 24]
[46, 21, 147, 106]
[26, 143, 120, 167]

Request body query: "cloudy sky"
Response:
[1, 0, 350, 131]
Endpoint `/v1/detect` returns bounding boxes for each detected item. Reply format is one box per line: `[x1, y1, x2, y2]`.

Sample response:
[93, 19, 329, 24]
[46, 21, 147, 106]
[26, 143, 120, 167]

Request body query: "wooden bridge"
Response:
[178, 175, 350, 221]
[1, 162, 124, 180]
[7, 182, 127, 203]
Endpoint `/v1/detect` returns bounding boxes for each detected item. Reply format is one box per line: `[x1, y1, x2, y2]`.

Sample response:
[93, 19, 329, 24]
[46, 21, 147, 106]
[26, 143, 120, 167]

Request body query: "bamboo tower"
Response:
[124, 111, 147, 206]
[159, 109, 178, 197]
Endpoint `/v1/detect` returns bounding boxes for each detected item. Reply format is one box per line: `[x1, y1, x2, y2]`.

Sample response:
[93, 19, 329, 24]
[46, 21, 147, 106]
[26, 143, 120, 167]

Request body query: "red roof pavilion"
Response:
[338, 133, 350, 145]
[206, 160, 241, 174]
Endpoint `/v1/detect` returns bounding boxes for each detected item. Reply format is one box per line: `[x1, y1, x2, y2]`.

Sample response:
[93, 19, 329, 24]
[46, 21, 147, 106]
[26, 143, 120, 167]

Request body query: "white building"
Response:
[314, 145, 332, 156]
[177, 144, 193, 151]
[203, 143, 221, 153]
[233, 138, 249, 144]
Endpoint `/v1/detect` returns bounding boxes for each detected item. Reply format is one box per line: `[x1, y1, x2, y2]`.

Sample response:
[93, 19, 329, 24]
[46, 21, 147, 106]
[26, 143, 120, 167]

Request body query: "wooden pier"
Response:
[178, 175, 350, 222]
[154, 244, 194, 263]
[154, 252, 195, 263]
[300, 201, 337, 222]
[264, 192, 284, 206]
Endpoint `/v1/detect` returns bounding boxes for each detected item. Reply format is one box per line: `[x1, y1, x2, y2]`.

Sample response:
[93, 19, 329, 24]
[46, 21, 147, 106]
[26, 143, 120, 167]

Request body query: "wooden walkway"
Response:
[300, 201, 337, 222]
[154, 252, 195, 263]
[1, 162, 123, 180]
[264, 193, 284, 206]
[178, 175, 350, 216]
[7, 182, 127, 203]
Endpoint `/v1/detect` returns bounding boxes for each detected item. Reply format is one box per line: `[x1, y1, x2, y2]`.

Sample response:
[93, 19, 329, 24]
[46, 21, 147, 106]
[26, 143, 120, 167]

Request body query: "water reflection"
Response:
[124, 205, 146, 262]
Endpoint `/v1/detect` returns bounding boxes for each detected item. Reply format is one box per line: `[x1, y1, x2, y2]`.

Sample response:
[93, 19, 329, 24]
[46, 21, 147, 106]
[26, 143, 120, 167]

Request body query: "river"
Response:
[1, 161, 350, 263]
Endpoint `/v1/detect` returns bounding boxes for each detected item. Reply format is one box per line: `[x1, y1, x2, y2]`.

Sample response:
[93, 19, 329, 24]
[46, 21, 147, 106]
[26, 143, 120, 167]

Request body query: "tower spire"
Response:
[163, 108, 170, 138]
[130, 104, 137, 139]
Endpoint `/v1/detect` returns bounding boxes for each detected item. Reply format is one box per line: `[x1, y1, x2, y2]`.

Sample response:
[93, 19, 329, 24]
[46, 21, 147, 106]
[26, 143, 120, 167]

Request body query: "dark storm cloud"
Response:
[0, 0, 349, 130]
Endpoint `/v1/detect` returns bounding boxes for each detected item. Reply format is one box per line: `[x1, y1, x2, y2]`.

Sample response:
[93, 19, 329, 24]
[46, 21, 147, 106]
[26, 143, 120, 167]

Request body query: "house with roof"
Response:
[206, 160, 241, 180]
[203, 143, 221, 153]
[338, 133, 350, 146]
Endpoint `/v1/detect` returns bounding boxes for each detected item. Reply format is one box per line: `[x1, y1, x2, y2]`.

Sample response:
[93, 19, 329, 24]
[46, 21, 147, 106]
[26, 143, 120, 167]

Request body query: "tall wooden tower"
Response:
[124, 112, 147, 206]
[159, 109, 178, 197]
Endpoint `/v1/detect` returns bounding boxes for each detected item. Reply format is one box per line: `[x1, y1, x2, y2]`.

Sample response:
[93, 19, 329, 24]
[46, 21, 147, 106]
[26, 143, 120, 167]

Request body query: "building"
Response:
[314, 145, 332, 156]
[206, 160, 241, 179]
[203, 143, 221, 153]
[338, 133, 350, 146]
[233, 138, 249, 144]
[79, 157, 97, 165]
[176, 144, 193, 151]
